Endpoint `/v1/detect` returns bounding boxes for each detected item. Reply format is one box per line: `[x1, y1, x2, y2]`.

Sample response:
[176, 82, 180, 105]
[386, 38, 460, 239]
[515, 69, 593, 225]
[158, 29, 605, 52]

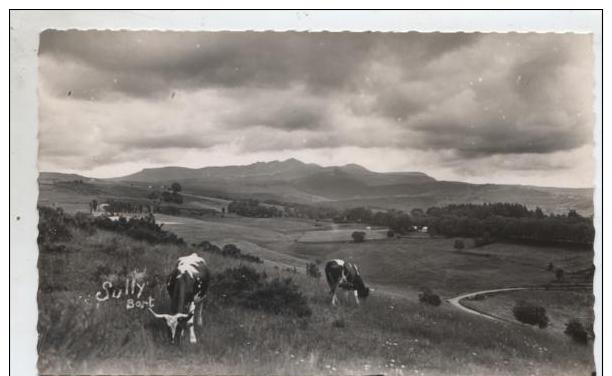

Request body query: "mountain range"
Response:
[41, 158, 594, 215]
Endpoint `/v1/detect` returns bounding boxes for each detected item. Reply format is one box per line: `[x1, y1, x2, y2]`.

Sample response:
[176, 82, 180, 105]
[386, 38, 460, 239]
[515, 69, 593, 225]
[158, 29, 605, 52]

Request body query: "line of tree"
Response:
[228, 199, 283, 218]
[263, 199, 340, 220]
[102, 200, 151, 215]
[427, 213, 594, 246]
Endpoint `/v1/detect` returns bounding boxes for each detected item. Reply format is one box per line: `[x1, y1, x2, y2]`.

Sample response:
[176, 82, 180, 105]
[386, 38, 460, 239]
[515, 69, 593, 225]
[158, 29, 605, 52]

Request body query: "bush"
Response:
[351, 231, 366, 243]
[419, 288, 442, 306]
[92, 215, 184, 245]
[211, 266, 265, 304]
[306, 262, 321, 279]
[37, 206, 72, 244]
[198, 241, 263, 264]
[387, 230, 395, 238]
[211, 266, 311, 317]
[241, 278, 312, 318]
[454, 239, 465, 250]
[512, 300, 549, 328]
[161, 190, 183, 204]
[565, 319, 593, 344]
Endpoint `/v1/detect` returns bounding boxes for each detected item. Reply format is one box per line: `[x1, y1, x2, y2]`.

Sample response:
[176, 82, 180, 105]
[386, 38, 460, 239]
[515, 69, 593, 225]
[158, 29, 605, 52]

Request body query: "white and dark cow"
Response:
[149, 253, 210, 344]
[325, 259, 371, 305]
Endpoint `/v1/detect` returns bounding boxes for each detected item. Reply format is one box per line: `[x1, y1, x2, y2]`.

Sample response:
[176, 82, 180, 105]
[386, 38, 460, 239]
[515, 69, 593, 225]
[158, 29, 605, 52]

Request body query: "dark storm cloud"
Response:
[38, 31, 595, 185]
[38, 31, 481, 98]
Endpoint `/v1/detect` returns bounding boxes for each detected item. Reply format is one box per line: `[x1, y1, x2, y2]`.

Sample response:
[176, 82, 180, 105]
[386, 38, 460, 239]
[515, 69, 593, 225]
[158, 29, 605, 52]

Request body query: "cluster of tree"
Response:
[351, 231, 366, 243]
[197, 241, 263, 263]
[229, 197, 594, 246]
[156, 205, 217, 217]
[263, 199, 340, 220]
[340, 207, 414, 234]
[426, 206, 594, 246]
[426, 203, 542, 219]
[102, 200, 151, 215]
[228, 199, 283, 218]
[147, 182, 183, 204]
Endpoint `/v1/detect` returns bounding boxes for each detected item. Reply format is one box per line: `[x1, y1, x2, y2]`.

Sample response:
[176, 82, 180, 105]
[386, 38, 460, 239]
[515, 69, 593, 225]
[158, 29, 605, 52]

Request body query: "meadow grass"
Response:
[38, 222, 594, 375]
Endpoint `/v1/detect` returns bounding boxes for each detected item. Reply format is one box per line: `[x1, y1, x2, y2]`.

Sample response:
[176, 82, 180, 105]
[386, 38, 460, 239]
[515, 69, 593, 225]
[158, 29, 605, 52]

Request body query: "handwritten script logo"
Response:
[95, 278, 155, 310]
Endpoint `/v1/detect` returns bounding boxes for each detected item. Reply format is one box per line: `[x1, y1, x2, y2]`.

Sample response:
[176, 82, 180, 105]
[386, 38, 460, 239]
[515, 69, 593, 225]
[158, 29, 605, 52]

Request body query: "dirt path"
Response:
[447, 287, 534, 322]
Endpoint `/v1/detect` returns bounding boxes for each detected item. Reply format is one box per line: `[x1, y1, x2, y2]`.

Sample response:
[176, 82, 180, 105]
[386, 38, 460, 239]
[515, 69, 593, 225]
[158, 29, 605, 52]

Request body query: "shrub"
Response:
[93, 215, 184, 245]
[211, 266, 265, 304]
[454, 239, 465, 250]
[512, 300, 549, 328]
[241, 278, 312, 317]
[306, 262, 321, 279]
[211, 266, 311, 317]
[161, 190, 183, 204]
[565, 319, 593, 344]
[351, 231, 366, 243]
[387, 230, 395, 238]
[419, 288, 442, 306]
[198, 241, 263, 264]
[222, 244, 241, 257]
[37, 206, 72, 244]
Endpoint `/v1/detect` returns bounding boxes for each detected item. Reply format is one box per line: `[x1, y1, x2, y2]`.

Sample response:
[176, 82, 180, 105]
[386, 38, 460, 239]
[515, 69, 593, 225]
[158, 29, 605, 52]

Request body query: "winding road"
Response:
[447, 287, 536, 322]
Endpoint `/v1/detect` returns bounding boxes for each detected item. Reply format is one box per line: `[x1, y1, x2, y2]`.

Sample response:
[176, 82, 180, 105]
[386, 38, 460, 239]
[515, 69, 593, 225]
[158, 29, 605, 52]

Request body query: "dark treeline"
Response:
[342, 207, 414, 234]
[339, 203, 593, 246]
[223, 198, 594, 246]
[228, 199, 283, 218]
[263, 199, 341, 220]
[424, 203, 594, 246]
[197, 241, 263, 264]
[426, 203, 545, 219]
[102, 199, 151, 214]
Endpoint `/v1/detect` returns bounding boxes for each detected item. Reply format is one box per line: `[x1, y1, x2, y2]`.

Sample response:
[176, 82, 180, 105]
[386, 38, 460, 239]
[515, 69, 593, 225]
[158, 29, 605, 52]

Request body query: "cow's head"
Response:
[352, 273, 373, 300]
[148, 308, 193, 343]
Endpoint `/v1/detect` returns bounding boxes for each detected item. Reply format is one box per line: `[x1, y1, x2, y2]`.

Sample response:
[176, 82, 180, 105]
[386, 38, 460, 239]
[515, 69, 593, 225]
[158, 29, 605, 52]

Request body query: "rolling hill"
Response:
[41, 159, 594, 215]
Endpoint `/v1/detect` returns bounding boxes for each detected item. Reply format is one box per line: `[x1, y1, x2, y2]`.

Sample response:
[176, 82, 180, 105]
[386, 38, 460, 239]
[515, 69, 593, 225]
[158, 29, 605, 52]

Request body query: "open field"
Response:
[38, 210, 595, 376]
[37, 182, 595, 375]
[297, 227, 389, 243]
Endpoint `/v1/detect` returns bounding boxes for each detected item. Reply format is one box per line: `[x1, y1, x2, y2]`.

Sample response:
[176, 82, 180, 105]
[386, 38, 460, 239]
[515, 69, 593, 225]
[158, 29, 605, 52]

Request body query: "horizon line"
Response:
[38, 157, 596, 190]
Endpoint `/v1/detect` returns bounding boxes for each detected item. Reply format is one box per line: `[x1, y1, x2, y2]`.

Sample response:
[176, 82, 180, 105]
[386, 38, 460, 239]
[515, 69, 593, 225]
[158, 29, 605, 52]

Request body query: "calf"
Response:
[149, 253, 210, 344]
[325, 259, 371, 305]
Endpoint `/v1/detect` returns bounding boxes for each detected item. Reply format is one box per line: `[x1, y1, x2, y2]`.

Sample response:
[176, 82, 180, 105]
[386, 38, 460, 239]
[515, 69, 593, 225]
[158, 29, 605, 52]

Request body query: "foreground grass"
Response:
[38, 223, 594, 376]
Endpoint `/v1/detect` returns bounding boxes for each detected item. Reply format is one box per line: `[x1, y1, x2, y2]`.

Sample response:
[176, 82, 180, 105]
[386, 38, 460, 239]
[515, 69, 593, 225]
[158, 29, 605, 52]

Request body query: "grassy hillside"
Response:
[38, 208, 594, 375]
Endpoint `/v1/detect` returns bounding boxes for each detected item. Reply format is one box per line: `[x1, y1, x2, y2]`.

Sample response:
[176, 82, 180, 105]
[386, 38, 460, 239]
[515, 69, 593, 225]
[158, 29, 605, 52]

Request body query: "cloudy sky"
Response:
[38, 31, 595, 187]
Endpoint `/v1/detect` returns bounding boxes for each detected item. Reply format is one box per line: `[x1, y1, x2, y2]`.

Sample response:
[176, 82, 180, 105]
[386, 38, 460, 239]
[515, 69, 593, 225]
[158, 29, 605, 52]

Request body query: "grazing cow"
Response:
[149, 253, 210, 344]
[325, 259, 371, 305]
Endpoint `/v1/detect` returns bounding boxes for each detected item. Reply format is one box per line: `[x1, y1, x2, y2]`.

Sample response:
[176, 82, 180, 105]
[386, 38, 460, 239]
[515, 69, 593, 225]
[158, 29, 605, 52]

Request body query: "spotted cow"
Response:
[324, 259, 371, 305]
[149, 253, 210, 344]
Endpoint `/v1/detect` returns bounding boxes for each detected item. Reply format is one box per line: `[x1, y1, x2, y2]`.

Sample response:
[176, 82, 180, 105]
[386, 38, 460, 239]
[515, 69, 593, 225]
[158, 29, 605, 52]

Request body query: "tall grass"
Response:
[37, 210, 595, 375]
